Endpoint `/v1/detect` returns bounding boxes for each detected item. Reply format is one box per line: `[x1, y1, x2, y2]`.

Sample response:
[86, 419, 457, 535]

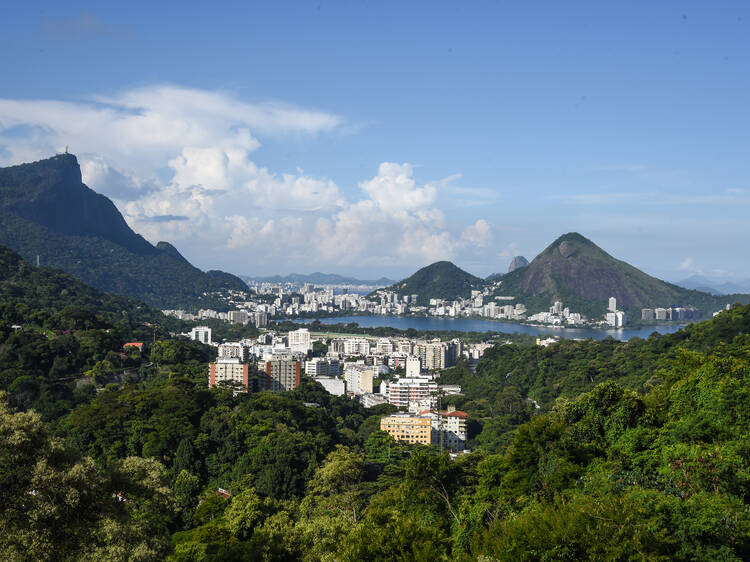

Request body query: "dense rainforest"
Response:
[1, 246, 748, 560]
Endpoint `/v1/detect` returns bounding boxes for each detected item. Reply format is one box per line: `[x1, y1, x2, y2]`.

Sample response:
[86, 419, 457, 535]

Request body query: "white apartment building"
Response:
[343, 338, 370, 356]
[305, 357, 341, 377]
[421, 407, 468, 451]
[228, 310, 249, 325]
[381, 377, 438, 410]
[288, 328, 312, 353]
[189, 326, 212, 345]
[405, 356, 422, 378]
[376, 338, 394, 354]
[217, 342, 249, 362]
[253, 311, 268, 327]
[397, 340, 413, 354]
[344, 365, 375, 395]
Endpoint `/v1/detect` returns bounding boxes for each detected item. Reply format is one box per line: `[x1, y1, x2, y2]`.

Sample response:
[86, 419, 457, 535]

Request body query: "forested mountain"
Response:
[378, 261, 484, 304]
[493, 232, 750, 318]
[0, 154, 248, 308]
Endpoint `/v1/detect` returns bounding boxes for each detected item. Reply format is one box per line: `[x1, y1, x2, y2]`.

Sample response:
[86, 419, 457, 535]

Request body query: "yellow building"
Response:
[380, 413, 432, 445]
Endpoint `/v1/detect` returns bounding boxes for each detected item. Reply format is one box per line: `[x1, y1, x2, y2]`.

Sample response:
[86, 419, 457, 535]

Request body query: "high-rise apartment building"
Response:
[253, 312, 268, 327]
[376, 338, 394, 354]
[405, 356, 422, 378]
[343, 338, 370, 356]
[228, 310, 249, 325]
[208, 358, 251, 393]
[218, 343, 249, 362]
[263, 359, 301, 392]
[381, 377, 438, 410]
[344, 365, 375, 395]
[288, 329, 312, 353]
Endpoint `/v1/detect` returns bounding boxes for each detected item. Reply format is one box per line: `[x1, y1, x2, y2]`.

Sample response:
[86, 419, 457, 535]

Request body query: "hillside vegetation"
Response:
[1, 242, 749, 559]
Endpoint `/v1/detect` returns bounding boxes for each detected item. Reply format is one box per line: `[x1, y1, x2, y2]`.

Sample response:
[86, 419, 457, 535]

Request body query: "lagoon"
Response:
[301, 315, 686, 341]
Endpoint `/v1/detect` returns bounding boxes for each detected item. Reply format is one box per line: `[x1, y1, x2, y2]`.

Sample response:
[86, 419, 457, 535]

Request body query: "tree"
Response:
[225, 488, 265, 540]
[0, 393, 176, 561]
[303, 446, 366, 524]
[174, 470, 201, 526]
[172, 438, 197, 477]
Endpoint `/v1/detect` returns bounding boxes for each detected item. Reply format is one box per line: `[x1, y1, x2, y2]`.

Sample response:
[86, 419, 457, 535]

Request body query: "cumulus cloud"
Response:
[461, 219, 492, 247]
[678, 257, 696, 271]
[0, 85, 497, 275]
[79, 155, 157, 200]
[312, 164, 493, 267]
[498, 242, 519, 258]
[358, 163, 437, 213]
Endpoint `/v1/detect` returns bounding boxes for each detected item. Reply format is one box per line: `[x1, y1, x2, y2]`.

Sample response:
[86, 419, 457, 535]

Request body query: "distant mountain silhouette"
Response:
[245, 272, 395, 286]
[676, 275, 750, 296]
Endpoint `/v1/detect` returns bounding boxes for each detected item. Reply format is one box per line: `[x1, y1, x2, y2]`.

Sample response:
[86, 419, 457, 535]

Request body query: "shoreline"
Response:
[287, 311, 690, 332]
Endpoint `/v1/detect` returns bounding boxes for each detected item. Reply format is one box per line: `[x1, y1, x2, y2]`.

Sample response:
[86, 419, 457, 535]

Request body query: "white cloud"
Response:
[0, 84, 340, 174]
[678, 257, 696, 271]
[312, 164, 463, 267]
[0, 86, 499, 275]
[79, 155, 156, 200]
[461, 219, 492, 247]
[358, 162, 437, 213]
[498, 242, 519, 258]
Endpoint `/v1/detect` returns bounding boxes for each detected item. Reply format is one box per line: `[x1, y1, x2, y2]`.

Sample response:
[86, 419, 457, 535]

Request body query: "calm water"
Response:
[301, 315, 686, 341]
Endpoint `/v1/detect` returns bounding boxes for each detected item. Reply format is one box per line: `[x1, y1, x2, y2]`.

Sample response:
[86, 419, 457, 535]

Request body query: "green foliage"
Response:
[0, 393, 176, 561]
[442, 304, 750, 451]
[2, 238, 750, 560]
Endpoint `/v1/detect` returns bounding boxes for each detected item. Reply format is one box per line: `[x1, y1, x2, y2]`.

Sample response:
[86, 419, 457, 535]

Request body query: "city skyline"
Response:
[2, 2, 750, 281]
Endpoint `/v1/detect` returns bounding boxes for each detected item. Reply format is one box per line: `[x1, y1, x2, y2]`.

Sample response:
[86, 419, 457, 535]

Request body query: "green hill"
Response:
[0, 154, 248, 309]
[494, 232, 749, 319]
[378, 260, 484, 305]
[0, 244, 159, 325]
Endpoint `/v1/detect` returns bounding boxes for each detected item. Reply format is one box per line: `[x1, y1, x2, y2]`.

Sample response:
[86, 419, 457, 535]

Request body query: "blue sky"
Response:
[1, 1, 749, 281]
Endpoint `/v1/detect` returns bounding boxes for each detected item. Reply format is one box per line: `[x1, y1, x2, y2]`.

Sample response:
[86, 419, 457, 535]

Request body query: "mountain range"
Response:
[243, 272, 395, 286]
[381, 233, 750, 319]
[675, 275, 750, 296]
[0, 154, 248, 309]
